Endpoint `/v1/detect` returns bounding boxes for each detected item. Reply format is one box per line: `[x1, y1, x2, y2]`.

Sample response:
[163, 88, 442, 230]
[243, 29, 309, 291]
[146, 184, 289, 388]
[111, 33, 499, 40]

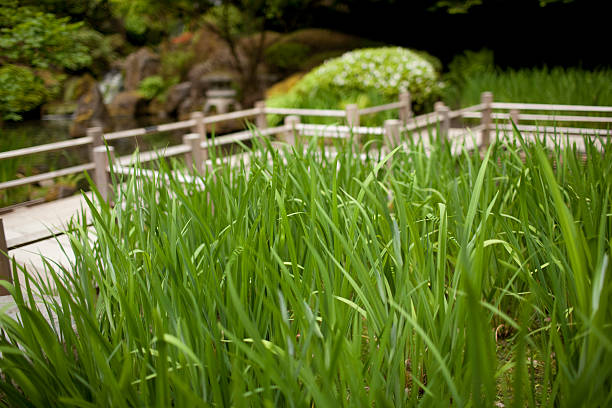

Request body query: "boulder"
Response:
[164, 82, 193, 115]
[69, 75, 111, 138]
[177, 95, 205, 120]
[107, 91, 147, 118]
[123, 48, 161, 91]
[148, 98, 169, 119]
[187, 62, 213, 83]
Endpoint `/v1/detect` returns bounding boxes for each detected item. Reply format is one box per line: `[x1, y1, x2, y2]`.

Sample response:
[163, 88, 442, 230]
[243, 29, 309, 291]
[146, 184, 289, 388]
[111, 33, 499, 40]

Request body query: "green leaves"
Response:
[267, 47, 443, 125]
[0, 8, 91, 70]
[0, 4, 93, 120]
[0, 129, 610, 405]
[0, 65, 48, 120]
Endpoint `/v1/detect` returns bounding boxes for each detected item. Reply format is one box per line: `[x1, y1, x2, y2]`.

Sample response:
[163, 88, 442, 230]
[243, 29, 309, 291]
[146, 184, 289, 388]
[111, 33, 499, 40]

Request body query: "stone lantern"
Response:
[203, 74, 241, 115]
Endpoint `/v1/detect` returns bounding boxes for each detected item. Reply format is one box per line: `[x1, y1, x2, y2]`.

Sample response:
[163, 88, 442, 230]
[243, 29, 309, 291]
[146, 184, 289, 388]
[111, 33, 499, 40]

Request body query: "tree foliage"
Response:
[0, 0, 95, 120]
[432, 0, 575, 13]
[109, 0, 212, 40]
[0, 65, 49, 121]
[0, 7, 91, 70]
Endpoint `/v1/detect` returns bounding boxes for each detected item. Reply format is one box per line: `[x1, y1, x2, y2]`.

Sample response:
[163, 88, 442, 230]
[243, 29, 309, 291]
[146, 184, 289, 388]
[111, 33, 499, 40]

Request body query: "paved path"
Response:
[0, 193, 91, 323]
[1, 194, 91, 292]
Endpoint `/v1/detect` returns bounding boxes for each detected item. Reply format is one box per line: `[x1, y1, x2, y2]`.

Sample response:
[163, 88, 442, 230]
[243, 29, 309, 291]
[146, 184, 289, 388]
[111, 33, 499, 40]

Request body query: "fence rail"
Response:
[491, 102, 612, 113]
[2, 90, 612, 284]
[263, 107, 346, 117]
[0, 136, 93, 160]
[2, 90, 611, 205]
[462, 111, 612, 123]
[358, 101, 405, 116]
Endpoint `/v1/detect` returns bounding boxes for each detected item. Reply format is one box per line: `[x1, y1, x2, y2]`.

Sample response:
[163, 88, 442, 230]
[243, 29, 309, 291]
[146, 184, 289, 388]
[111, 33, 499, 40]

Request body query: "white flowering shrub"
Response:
[267, 47, 442, 125]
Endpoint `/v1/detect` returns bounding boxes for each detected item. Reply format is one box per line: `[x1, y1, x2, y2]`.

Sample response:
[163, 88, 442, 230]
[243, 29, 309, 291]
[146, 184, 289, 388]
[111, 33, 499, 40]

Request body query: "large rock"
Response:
[177, 95, 205, 120]
[107, 91, 147, 118]
[69, 75, 111, 138]
[164, 82, 193, 115]
[123, 48, 160, 91]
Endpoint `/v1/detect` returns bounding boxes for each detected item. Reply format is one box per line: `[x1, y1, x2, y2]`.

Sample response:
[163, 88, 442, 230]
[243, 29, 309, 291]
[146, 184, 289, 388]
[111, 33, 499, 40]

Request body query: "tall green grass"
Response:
[444, 66, 612, 108]
[0, 130, 611, 406]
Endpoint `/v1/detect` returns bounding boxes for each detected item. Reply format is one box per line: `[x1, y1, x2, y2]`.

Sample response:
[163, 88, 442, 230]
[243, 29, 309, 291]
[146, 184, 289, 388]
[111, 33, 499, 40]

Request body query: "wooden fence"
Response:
[1, 91, 612, 289]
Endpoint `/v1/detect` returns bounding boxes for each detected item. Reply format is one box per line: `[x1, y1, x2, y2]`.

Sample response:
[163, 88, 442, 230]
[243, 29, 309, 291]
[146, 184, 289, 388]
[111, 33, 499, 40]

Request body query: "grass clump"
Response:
[0, 130, 611, 406]
[443, 50, 612, 108]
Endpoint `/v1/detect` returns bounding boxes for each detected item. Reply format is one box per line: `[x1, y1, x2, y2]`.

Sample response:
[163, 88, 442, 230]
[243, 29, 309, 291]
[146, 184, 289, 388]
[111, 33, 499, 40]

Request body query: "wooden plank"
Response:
[203, 108, 260, 124]
[6, 226, 66, 250]
[0, 198, 46, 215]
[113, 165, 205, 187]
[0, 218, 11, 295]
[2, 193, 92, 250]
[116, 144, 191, 166]
[491, 102, 612, 113]
[463, 111, 612, 123]
[104, 119, 196, 140]
[296, 124, 385, 137]
[0, 136, 92, 161]
[264, 107, 346, 117]
[103, 108, 276, 141]
[0, 163, 95, 190]
[157, 119, 197, 133]
[404, 111, 441, 131]
[510, 113, 612, 123]
[447, 103, 485, 119]
[104, 128, 147, 140]
[201, 126, 287, 148]
[495, 123, 612, 136]
[358, 101, 404, 115]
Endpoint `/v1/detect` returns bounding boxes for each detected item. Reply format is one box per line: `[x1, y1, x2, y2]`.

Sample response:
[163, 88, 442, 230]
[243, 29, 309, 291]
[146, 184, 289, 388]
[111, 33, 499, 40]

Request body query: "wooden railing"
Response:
[1, 90, 612, 288]
[1, 91, 611, 202]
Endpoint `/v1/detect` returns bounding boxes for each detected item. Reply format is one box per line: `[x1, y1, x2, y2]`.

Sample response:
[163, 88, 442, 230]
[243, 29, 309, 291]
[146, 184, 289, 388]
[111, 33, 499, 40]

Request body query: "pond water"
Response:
[0, 112, 250, 208]
[0, 116, 186, 207]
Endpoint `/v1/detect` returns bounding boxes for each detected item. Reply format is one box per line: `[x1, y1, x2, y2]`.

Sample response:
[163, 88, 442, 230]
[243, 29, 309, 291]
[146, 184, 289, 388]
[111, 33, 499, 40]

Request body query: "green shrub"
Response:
[0, 65, 49, 121]
[267, 47, 442, 125]
[138, 75, 165, 100]
[265, 42, 312, 71]
[0, 5, 94, 121]
[74, 29, 122, 76]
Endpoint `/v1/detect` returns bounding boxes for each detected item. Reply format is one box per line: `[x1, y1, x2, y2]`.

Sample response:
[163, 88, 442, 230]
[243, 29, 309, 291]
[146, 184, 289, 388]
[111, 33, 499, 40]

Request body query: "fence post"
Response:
[93, 145, 115, 201]
[346, 104, 360, 128]
[87, 127, 104, 161]
[399, 91, 413, 125]
[255, 100, 268, 130]
[384, 119, 402, 151]
[0, 218, 11, 296]
[435, 102, 450, 144]
[481, 91, 493, 147]
[284, 115, 300, 146]
[190, 111, 206, 139]
[87, 126, 104, 148]
[346, 103, 360, 148]
[510, 109, 520, 126]
[183, 133, 205, 173]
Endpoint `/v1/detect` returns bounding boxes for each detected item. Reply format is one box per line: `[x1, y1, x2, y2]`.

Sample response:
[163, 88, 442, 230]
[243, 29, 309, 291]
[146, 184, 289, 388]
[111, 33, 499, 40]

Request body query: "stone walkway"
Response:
[1, 194, 91, 313]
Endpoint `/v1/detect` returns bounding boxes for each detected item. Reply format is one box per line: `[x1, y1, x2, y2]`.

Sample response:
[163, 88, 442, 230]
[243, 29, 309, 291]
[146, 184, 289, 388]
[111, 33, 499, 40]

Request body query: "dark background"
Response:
[305, 0, 608, 69]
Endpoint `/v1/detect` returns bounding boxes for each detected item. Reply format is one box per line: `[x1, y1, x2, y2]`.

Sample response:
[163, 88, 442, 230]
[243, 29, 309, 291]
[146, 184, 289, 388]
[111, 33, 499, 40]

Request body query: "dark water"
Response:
[0, 117, 186, 206]
[0, 116, 185, 160]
